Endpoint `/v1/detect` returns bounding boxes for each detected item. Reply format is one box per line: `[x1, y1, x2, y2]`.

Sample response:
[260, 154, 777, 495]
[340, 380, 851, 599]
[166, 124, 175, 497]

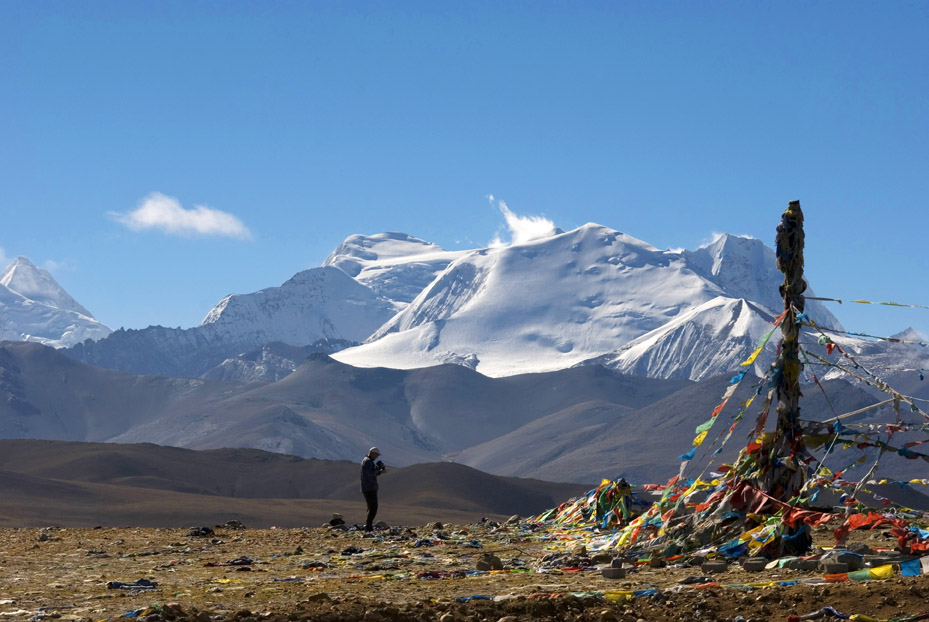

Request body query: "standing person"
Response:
[360, 447, 387, 532]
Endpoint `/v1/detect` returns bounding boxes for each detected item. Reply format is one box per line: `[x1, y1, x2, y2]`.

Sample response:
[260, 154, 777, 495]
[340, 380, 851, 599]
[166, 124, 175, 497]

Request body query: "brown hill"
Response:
[0, 439, 590, 528]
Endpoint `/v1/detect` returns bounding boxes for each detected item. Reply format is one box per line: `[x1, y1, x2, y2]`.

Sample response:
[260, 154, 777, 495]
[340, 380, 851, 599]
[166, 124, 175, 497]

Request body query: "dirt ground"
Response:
[0, 522, 926, 622]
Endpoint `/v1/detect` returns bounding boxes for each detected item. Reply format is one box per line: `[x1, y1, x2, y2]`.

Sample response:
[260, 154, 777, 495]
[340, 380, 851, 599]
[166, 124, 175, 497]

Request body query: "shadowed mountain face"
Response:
[0, 439, 591, 527]
[2, 340, 920, 488]
[0, 340, 691, 480]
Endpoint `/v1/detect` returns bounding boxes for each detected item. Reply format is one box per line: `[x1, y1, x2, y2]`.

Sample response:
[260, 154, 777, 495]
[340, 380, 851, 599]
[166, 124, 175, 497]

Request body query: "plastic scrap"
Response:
[105, 579, 157, 591]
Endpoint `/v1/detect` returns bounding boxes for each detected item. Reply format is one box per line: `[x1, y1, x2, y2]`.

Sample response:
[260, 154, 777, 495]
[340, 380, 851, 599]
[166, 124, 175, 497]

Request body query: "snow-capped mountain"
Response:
[322, 232, 466, 305]
[582, 297, 781, 380]
[332, 226, 842, 378]
[0, 257, 112, 348]
[66, 267, 396, 378]
[820, 328, 929, 387]
[200, 266, 396, 345]
[61, 222, 849, 382]
[684, 234, 787, 315]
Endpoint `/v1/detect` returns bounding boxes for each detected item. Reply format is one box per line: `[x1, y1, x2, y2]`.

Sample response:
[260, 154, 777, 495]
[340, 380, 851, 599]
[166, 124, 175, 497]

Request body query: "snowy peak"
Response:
[584, 296, 780, 380]
[890, 327, 928, 342]
[324, 232, 446, 275]
[1, 256, 93, 318]
[323, 232, 467, 305]
[199, 266, 397, 345]
[685, 234, 782, 314]
[684, 234, 841, 329]
[0, 256, 111, 348]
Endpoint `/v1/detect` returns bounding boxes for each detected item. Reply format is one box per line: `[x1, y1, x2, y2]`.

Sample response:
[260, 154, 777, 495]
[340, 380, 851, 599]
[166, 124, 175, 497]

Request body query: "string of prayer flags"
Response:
[802, 321, 929, 348]
[807, 295, 929, 311]
[741, 310, 788, 367]
[679, 311, 788, 463]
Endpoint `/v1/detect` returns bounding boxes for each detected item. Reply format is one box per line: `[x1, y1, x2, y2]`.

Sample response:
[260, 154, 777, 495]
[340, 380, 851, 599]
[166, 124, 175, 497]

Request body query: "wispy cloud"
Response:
[43, 258, 77, 272]
[697, 231, 754, 248]
[487, 196, 558, 247]
[110, 192, 252, 239]
[0, 246, 9, 269]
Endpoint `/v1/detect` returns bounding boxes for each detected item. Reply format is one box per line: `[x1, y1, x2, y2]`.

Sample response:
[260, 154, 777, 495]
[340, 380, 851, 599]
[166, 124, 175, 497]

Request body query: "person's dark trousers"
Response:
[363, 490, 378, 531]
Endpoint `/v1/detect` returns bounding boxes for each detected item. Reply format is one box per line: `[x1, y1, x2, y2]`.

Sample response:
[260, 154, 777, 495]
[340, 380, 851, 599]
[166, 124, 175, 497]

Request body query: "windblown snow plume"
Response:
[488, 197, 558, 247]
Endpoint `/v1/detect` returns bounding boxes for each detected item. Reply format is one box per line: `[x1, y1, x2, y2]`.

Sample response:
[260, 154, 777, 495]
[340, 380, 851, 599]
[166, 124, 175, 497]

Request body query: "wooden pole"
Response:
[765, 200, 807, 502]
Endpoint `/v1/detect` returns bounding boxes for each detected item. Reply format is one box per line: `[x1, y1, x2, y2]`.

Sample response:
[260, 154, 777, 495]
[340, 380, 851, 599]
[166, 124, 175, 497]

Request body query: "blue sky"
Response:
[2, 1, 927, 340]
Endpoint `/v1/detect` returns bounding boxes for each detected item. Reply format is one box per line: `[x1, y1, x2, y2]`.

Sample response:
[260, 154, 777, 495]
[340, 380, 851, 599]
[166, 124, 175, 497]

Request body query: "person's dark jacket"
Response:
[360, 456, 383, 492]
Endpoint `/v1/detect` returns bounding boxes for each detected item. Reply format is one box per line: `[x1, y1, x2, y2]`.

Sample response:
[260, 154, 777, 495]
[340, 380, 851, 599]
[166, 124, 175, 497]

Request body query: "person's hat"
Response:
[368, 447, 380, 455]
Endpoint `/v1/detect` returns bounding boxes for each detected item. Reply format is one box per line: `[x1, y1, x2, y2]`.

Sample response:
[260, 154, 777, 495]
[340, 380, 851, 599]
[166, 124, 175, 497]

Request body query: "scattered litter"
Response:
[105, 579, 157, 591]
[187, 527, 214, 538]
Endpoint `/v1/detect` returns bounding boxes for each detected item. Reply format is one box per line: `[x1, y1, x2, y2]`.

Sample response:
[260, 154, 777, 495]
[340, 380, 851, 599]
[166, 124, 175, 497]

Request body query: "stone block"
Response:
[820, 562, 849, 574]
[701, 560, 728, 573]
[601, 567, 626, 579]
[741, 558, 767, 572]
[785, 558, 818, 571]
[834, 552, 862, 571]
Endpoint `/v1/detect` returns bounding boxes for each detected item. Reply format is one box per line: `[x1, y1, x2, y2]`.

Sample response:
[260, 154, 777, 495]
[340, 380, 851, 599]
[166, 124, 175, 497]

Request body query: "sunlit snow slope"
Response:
[332, 226, 842, 378]
[0, 257, 112, 347]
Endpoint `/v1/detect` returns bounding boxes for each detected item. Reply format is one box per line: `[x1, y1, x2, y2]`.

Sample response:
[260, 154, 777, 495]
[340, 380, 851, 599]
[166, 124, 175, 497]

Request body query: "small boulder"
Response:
[187, 526, 214, 538]
[476, 553, 503, 571]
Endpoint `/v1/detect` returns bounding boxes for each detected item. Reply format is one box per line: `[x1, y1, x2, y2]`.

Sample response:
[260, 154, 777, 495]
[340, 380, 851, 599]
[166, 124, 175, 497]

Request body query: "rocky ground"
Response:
[1, 521, 927, 622]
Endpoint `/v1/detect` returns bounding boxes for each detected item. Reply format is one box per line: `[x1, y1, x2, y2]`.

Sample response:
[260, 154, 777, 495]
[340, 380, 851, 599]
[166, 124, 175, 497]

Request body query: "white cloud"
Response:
[110, 192, 252, 239]
[488, 198, 558, 247]
[0, 246, 8, 269]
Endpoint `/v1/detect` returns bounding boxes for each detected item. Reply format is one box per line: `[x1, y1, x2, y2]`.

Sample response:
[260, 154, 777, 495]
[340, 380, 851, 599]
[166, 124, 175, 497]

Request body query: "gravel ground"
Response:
[1, 523, 927, 622]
